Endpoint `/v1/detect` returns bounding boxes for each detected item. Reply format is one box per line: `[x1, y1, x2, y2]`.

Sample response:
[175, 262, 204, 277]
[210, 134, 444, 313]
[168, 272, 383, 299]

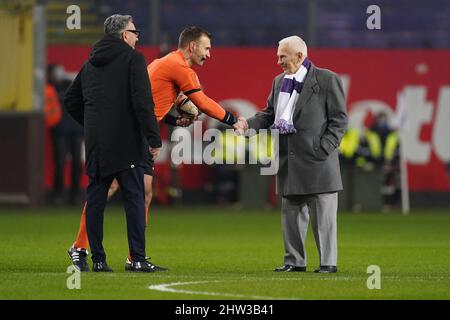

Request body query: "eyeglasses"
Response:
[125, 29, 141, 37]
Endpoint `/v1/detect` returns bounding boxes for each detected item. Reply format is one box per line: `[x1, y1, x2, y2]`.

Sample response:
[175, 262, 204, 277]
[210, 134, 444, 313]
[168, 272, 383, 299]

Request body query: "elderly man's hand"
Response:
[233, 116, 248, 135]
[149, 147, 161, 160]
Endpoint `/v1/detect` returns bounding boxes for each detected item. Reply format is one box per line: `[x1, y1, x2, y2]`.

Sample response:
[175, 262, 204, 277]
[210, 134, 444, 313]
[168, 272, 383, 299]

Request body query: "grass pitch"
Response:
[0, 206, 449, 300]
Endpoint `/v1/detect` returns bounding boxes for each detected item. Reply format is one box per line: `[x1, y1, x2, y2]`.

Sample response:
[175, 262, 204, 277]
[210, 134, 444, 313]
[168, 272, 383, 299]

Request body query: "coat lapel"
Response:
[293, 64, 319, 120]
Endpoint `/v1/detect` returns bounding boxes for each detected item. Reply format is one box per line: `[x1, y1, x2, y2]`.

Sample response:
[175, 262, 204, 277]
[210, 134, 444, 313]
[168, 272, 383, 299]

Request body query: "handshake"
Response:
[174, 92, 249, 135]
[176, 113, 248, 135]
[233, 117, 249, 136]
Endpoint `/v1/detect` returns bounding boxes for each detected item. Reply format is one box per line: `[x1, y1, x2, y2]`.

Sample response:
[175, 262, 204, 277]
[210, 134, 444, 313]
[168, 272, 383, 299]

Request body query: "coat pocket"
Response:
[313, 135, 328, 161]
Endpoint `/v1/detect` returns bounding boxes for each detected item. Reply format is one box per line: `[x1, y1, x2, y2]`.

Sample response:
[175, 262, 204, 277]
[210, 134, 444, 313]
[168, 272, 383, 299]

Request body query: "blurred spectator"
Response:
[338, 127, 361, 165]
[370, 112, 400, 210]
[47, 64, 84, 205]
[355, 127, 383, 170]
[370, 112, 391, 151]
[44, 83, 62, 129]
[339, 112, 401, 211]
[381, 131, 401, 211]
[211, 123, 240, 204]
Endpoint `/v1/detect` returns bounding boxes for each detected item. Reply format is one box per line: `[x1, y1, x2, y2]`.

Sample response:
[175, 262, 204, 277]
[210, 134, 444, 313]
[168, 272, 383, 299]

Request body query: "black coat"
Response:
[64, 35, 161, 178]
[50, 79, 84, 136]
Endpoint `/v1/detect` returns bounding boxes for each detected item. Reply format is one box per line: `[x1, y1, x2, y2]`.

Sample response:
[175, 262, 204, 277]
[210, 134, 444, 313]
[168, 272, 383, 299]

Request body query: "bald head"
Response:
[277, 36, 308, 74]
[279, 36, 308, 57]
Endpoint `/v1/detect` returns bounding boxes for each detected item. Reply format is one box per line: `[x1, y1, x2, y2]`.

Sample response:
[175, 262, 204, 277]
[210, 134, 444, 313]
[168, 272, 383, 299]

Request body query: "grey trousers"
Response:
[281, 192, 338, 267]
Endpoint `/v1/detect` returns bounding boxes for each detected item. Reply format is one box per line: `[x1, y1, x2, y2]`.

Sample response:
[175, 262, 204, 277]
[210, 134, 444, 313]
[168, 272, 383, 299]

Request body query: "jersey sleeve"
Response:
[173, 64, 236, 125]
[188, 91, 226, 121]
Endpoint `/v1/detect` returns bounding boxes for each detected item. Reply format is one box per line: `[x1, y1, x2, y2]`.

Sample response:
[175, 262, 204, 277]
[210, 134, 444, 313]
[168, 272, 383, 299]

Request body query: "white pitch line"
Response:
[148, 275, 450, 300]
[148, 280, 300, 300]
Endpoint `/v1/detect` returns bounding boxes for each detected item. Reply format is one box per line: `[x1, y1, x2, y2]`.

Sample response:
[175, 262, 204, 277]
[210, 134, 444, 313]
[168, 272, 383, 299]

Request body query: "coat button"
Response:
[290, 151, 294, 156]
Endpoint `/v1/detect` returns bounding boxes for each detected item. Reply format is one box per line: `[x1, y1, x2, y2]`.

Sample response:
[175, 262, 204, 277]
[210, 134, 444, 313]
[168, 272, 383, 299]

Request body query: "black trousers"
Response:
[86, 166, 146, 263]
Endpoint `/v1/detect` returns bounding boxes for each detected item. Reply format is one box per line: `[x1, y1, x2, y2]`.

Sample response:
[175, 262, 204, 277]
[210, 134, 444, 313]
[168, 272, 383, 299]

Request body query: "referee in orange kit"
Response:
[68, 25, 246, 272]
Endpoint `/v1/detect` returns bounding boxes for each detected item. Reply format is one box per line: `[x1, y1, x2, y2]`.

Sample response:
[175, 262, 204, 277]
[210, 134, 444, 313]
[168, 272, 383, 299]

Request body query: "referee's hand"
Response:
[176, 116, 197, 127]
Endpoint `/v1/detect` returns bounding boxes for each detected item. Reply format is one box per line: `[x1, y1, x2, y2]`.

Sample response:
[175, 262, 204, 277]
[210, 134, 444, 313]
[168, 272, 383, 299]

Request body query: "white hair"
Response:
[278, 36, 308, 57]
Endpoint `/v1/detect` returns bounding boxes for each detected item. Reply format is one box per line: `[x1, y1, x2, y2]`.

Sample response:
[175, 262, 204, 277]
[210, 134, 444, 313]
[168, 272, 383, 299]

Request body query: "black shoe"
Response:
[273, 265, 306, 272]
[125, 257, 166, 271]
[92, 261, 113, 272]
[314, 266, 338, 273]
[127, 259, 168, 272]
[67, 247, 89, 272]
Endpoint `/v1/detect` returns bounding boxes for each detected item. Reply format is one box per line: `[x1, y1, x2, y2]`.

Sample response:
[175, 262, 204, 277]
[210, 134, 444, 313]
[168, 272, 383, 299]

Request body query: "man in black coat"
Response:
[64, 14, 162, 272]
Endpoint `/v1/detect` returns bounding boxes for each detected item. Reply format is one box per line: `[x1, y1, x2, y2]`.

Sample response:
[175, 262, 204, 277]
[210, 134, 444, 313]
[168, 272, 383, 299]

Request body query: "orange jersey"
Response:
[147, 50, 226, 121]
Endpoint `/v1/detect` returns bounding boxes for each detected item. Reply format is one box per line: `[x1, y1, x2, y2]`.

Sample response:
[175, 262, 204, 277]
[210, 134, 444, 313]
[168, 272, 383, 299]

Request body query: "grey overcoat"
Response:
[247, 63, 348, 196]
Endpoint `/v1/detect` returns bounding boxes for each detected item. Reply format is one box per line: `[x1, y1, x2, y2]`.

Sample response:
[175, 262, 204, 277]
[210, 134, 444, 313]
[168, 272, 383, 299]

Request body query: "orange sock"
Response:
[73, 202, 89, 250]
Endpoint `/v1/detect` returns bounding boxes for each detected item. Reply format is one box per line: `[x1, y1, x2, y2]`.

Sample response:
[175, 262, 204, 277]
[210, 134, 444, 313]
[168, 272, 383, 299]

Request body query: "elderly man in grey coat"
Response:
[236, 36, 347, 273]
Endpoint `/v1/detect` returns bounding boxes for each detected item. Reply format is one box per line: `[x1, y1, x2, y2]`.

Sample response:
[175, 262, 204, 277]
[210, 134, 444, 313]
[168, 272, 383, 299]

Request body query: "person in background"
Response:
[47, 64, 84, 205]
[44, 81, 62, 129]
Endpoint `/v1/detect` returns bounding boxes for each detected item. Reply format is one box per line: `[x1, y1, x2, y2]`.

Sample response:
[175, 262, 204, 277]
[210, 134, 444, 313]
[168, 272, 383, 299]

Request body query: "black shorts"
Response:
[143, 148, 155, 176]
